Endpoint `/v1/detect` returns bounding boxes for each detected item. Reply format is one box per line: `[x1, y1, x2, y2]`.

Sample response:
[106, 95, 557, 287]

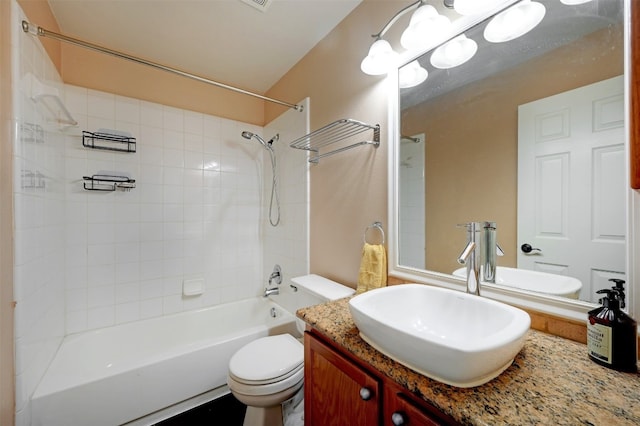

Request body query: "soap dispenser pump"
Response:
[610, 278, 627, 308]
[587, 279, 637, 372]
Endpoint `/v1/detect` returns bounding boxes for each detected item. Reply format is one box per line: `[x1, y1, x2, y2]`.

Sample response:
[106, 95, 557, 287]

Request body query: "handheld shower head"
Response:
[241, 131, 270, 150]
[239, 130, 281, 227]
[240, 131, 278, 153]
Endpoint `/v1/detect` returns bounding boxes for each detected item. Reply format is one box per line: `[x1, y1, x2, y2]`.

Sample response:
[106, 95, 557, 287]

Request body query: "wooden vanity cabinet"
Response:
[305, 331, 458, 426]
[304, 331, 381, 425]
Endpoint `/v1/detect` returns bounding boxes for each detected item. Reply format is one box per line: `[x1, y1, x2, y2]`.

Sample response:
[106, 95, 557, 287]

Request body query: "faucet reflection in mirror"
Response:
[457, 222, 503, 295]
[360, 0, 555, 86]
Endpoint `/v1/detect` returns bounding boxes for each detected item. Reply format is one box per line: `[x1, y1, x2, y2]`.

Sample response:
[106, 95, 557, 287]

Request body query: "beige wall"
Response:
[16, 0, 61, 72]
[0, 0, 15, 424]
[60, 44, 267, 125]
[266, 0, 402, 286]
[402, 25, 624, 275]
[17, 1, 267, 126]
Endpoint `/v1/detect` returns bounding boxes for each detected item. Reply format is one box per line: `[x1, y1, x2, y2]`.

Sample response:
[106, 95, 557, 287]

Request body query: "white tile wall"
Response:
[62, 85, 270, 332]
[12, 3, 66, 425]
[263, 98, 310, 284]
[12, 4, 308, 424]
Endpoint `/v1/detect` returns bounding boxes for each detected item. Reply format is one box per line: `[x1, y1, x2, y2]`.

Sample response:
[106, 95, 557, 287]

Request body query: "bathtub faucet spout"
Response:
[264, 287, 280, 297]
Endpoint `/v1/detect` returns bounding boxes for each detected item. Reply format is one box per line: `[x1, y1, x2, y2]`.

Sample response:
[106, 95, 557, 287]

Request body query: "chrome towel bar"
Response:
[289, 118, 380, 163]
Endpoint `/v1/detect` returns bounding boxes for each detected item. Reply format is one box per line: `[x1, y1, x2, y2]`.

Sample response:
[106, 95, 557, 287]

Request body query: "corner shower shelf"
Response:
[82, 130, 137, 153]
[27, 73, 78, 128]
[289, 118, 380, 163]
[83, 174, 136, 192]
[33, 93, 78, 127]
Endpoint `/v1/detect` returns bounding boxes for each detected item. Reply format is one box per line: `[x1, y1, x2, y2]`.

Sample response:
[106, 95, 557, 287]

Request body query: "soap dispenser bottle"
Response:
[587, 280, 637, 372]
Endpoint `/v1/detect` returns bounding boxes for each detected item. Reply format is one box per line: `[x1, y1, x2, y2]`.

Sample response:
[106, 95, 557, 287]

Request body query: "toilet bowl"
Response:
[227, 274, 354, 426]
[228, 334, 304, 426]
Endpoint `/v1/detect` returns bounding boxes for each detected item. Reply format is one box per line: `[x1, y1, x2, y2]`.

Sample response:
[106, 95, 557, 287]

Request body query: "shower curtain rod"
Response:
[21, 21, 303, 112]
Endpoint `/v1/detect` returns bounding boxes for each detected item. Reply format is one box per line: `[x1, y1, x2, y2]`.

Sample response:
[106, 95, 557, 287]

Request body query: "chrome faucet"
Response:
[264, 264, 282, 297]
[264, 287, 280, 297]
[457, 222, 504, 295]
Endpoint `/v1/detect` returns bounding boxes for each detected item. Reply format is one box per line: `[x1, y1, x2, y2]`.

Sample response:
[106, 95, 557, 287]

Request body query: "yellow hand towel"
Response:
[356, 243, 387, 294]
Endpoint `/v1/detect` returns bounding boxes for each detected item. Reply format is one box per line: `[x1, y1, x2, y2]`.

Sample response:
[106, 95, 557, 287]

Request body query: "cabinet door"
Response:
[384, 386, 453, 426]
[305, 332, 380, 426]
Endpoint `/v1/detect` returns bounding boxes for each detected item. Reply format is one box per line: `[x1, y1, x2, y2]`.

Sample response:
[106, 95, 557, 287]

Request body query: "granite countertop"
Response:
[297, 297, 640, 426]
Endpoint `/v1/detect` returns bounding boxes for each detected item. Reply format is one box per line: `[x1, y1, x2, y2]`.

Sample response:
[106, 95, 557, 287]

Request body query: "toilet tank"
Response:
[269, 274, 355, 335]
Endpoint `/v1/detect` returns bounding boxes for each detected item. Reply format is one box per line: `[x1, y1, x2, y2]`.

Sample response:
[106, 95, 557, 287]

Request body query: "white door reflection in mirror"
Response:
[517, 76, 626, 303]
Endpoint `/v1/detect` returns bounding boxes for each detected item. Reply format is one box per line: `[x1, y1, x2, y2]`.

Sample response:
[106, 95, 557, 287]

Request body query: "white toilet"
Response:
[227, 274, 354, 426]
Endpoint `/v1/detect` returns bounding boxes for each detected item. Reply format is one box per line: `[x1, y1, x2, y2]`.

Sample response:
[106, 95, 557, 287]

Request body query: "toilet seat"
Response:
[227, 334, 304, 396]
[228, 365, 304, 397]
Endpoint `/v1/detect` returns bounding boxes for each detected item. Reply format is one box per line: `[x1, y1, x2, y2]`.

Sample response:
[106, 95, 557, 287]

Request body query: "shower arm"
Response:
[21, 21, 304, 112]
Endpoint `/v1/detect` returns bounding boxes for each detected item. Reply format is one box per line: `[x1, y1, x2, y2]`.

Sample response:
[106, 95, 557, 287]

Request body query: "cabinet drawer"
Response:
[384, 383, 456, 426]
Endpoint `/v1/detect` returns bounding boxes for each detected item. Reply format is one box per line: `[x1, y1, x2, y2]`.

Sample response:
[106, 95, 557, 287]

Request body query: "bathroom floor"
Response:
[155, 393, 246, 426]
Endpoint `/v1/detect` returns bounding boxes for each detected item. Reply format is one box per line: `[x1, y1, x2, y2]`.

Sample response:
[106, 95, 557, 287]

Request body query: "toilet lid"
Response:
[229, 334, 303, 383]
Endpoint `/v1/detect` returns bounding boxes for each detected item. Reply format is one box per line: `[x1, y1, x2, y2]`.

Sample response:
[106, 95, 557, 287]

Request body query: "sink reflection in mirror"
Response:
[452, 266, 582, 299]
[349, 284, 530, 388]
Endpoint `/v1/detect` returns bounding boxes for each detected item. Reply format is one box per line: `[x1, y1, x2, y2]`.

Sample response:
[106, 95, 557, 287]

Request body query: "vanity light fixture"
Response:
[399, 60, 429, 88]
[484, 0, 546, 43]
[400, 4, 452, 51]
[430, 34, 478, 69]
[453, 0, 506, 16]
[360, 0, 547, 77]
[361, 0, 447, 76]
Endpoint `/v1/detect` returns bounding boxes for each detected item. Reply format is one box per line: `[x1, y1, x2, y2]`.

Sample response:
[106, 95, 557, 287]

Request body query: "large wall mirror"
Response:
[391, 0, 636, 318]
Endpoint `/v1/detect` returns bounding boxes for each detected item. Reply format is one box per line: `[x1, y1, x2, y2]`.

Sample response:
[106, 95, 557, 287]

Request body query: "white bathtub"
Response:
[31, 297, 298, 426]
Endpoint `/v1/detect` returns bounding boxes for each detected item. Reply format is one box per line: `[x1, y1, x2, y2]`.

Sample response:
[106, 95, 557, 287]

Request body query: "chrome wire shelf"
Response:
[21, 170, 46, 190]
[82, 130, 136, 152]
[83, 174, 136, 192]
[289, 118, 380, 163]
[20, 123, 45, 144]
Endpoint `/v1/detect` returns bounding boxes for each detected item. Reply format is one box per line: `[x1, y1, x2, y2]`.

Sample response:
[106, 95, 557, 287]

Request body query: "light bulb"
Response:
[399, 61, 428, 88]
[454, 0, 504, 16]
[484, 0, 546, 43]
[360, 39, 398, 75]
[560, 0, 593, 4]
[445, 41, 463, 60]
[430, 35, 478, 69]
[400, 5, 452, 52]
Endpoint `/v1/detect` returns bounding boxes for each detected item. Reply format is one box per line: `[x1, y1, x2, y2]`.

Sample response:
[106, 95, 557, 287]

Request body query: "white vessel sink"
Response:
[348, 284, 530, 388]
[452, 266, 582, 299]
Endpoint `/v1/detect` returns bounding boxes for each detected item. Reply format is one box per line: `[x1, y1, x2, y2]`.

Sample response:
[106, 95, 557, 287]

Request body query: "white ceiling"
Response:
[47, 0, 363, 94]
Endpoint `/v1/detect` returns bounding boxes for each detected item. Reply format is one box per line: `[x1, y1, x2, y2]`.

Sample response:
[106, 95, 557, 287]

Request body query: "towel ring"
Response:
[364, 222, 385, 245]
